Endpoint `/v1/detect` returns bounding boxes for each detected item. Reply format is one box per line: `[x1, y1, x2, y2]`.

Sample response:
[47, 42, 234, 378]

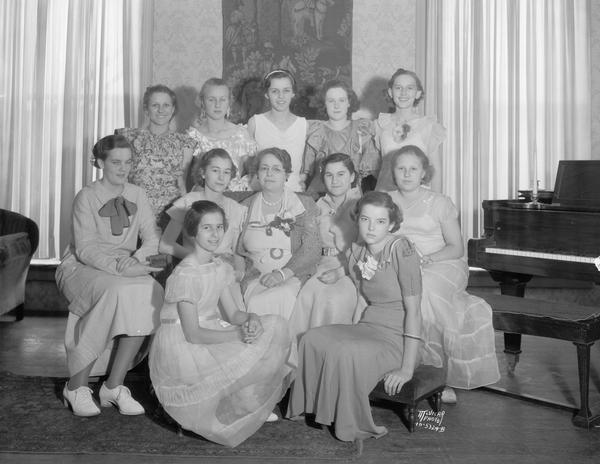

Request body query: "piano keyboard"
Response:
[484, 247, 598, 264]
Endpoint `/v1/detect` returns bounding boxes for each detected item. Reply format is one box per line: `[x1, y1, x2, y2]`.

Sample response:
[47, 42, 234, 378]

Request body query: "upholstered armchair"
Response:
[0, 209, 39, 320]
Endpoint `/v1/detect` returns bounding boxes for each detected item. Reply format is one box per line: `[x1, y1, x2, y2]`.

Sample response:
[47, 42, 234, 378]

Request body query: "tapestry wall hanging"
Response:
[223, 0, 353, 123]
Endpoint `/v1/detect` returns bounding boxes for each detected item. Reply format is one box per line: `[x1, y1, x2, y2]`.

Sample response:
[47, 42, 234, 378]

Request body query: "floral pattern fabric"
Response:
[116, 128, 197, 218]
[187, 125, 257, 191]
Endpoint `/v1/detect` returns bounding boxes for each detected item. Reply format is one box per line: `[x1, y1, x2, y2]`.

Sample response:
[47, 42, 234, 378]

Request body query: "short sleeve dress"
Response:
[149, 257, 293, 448]
[302, 119, 379, 193]
[374, 114, 446, 191]
[166, 189, 247, 259]
[116, 128, 197, 218]
[389, 189, 500, 389]
[287, 236, 438, 442]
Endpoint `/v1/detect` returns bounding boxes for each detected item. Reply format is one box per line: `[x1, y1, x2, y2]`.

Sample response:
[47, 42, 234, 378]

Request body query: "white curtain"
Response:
[417, 0, 591, 241]
[0, 0, 153, 259]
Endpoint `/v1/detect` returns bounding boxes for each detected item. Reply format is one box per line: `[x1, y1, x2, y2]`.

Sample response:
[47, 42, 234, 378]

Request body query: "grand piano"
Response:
[468, 160, 600, 427]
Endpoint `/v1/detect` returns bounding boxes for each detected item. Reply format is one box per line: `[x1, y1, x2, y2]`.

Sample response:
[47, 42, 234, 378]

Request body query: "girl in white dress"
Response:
[247, 69, 308, 192]
[150, 200, 292, 447]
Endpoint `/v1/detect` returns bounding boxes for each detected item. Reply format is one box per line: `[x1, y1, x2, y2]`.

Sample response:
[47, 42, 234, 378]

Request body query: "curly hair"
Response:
[316, 79, 360, 120]
[183, 200, 228, 237]
[388, 68, 424, 107]
[254, 147, 293, 174]
[142, 84, 178, 114]
[352, 191, 403, 233]
[191, 148, 237, 187]
[388, 145, 435, 185]
[320, 152, 357, 188]
[92, 134, 132, 169]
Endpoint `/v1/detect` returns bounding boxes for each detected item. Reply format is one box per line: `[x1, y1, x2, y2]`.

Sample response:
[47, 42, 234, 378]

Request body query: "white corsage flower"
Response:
[357, 254, 379, 280]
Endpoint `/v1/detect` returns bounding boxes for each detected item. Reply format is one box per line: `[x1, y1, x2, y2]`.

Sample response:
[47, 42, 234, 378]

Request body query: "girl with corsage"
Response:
[237, 147, 320, 327]
[386, 145, 500, 403]
[150, 200, 292, 447]
[288, 191, 439, 443]
[56, 134, 164, 417]
[375, 68, 446, 193]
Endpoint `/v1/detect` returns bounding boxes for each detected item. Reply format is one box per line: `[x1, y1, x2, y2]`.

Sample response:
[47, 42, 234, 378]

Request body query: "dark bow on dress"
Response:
[98, 196, 137, 236]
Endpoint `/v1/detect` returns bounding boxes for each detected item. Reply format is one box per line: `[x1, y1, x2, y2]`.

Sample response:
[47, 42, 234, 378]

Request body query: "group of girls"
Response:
[56, 67, 500, 448]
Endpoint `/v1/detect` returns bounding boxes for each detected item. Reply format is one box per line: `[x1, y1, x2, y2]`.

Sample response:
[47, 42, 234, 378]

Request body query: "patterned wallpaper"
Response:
[591, 0, 600, 159]
[352, 0, 416, 119]
[152, 0, 416, 124]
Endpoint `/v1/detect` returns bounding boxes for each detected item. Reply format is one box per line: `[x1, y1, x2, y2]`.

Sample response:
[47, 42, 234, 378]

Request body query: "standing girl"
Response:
[375, 69, 446, 193]
[247, 69, 308, 192]
[150, 200, 292, 447]
[187, 78, 257, 191]
[117, 85, 196, 223]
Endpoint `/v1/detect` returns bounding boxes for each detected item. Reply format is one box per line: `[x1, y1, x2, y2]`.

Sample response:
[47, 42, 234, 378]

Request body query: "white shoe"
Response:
[266, 412, 279, 422]
[99, 382, 145, 415]
[441, 386, 457, 404]
[63, 382, 100, 417]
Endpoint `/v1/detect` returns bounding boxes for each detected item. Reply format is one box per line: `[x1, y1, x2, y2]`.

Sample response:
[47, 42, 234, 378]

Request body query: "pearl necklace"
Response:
[261, 194, 283, 207]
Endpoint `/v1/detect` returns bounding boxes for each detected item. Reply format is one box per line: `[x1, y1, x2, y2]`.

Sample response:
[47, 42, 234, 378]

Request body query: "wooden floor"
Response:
[1, 316, 600, 464]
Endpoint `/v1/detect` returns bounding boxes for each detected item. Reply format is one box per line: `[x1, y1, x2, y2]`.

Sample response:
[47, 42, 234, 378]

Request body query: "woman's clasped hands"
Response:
[241, 313, 264, 344]
[116, 256, 163, 276]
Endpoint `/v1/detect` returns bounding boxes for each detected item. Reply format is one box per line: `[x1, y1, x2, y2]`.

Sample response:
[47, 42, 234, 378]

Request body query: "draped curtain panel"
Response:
[0, 0, 153, 259]
[222, 0, 353, 123]
[418, 0, 591, 241]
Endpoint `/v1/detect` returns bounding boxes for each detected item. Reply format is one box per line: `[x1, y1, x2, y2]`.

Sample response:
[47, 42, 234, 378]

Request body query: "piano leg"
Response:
[489, 272, 532, 374]
[572, 342, 600, 428]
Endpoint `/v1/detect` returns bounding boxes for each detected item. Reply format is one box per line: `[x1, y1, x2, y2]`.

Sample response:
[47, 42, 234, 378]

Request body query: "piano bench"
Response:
[369, 364, 447, 433]
[478, 293, 600, 429]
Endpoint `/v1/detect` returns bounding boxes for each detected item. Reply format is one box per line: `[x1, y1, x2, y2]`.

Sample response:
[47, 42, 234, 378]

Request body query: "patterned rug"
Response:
[0, 371, 357, 459]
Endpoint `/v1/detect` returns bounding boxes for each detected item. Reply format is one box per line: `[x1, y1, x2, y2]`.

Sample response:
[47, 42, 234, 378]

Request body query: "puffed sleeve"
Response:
[132, 188, 160, 262]
[431, 194, 459, 223]
[390, 236, 422, 298]
[426, 119, 446, 156]
[302, 120, 325, 176]
[164, 272, 199, 305]
[166, 195, 189, 224]
[72, 189, 120, 274]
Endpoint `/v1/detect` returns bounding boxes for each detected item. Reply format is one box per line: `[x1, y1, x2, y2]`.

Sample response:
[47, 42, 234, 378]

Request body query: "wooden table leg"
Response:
[571, 342, 600, 429]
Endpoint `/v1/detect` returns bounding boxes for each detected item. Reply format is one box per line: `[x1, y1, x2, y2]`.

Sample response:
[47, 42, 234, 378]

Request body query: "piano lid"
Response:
[552, 160, 600, 207]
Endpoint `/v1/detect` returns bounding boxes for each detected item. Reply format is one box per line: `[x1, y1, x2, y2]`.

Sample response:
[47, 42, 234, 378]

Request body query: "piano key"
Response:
[484, 247, 597, 264]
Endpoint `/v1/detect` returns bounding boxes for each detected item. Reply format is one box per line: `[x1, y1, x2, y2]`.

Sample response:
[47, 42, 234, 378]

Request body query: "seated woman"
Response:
[187, 78, 257, 191]
[159, 148, 246, 277]
[386, 145, 500, 402]
[302, 80, 379, 194]
[237, 147, 320, 327]
[290, 153, 360, 338]
[150, 201, 292, 447]
[288, 192, 438, 443]
[56, 134, 164, 417]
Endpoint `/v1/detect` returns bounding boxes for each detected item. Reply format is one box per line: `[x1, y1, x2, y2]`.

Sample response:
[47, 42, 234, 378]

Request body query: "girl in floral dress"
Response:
[150, 200, 292, 447]
[117, 84, 196, 224]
